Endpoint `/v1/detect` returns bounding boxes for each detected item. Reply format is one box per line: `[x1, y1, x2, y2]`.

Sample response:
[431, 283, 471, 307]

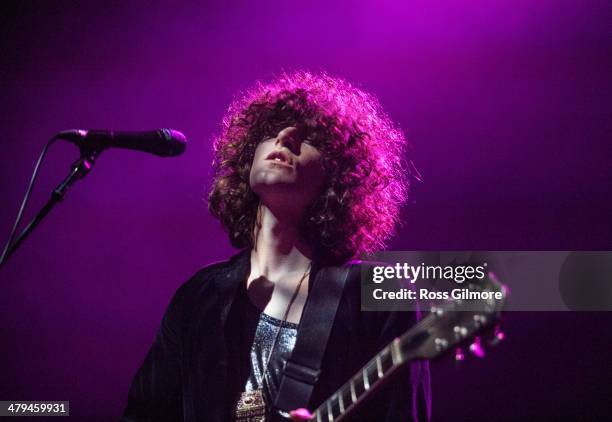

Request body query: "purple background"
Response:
[1, 1, 611, 420]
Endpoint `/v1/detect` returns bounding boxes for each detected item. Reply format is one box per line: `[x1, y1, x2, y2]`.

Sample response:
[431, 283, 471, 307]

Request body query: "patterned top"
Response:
[243, 298, 298, 406]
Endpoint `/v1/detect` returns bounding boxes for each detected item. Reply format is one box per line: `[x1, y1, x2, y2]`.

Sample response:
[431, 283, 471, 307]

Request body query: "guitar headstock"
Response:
[401, 272, 509, 362]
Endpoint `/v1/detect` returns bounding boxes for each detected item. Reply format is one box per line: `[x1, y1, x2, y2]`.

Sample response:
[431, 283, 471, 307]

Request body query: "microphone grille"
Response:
[158, 129, 187, 157]
[160, 128, 187, 143]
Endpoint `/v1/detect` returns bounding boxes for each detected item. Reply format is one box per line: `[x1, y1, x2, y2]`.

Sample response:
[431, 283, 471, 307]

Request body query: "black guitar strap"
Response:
[273, 264, 353, 413]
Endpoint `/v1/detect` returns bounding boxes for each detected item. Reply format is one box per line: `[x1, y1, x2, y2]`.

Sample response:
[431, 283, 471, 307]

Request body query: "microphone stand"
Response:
[0, 148, 102, 270]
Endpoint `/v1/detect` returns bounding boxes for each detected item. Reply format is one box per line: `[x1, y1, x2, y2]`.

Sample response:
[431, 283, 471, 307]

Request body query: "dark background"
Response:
[1, 1, 611, 420]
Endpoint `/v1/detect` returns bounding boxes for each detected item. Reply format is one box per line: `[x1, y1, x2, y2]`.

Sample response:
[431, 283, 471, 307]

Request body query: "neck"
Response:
[251, 202, 313, 281]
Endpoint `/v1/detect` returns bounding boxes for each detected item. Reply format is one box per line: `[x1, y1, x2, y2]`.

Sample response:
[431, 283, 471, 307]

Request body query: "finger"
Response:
[289, 407, 313, 420]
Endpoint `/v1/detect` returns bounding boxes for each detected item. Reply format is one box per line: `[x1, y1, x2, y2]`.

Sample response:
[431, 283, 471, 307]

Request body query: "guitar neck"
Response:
[309, 323, 429, 422]
[307, 275, 506, 422]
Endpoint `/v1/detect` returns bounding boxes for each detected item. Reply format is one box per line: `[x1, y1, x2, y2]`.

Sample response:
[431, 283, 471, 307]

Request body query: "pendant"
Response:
[234, 388, 267, 422]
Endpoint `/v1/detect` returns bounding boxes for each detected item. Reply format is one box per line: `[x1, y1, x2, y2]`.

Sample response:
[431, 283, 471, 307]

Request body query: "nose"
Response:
[275, 127, 301, 153]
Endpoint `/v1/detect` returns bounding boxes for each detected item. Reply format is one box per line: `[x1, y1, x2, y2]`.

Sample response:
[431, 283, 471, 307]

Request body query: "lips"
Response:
[265, 150, 293, 166]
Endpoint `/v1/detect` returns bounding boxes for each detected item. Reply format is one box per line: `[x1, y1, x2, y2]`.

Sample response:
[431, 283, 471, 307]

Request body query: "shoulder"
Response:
[168, 248, 249, 311]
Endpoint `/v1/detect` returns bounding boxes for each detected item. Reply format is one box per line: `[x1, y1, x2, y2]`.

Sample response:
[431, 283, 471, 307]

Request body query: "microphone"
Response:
[56, 129, 187, 157]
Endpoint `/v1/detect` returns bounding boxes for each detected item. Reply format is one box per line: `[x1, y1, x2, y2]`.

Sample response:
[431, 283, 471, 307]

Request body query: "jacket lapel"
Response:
[214, 248, 251, 329]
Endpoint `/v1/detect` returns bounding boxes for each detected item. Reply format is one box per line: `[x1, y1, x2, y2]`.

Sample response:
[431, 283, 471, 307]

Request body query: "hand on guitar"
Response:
[289, 408, 313, 421]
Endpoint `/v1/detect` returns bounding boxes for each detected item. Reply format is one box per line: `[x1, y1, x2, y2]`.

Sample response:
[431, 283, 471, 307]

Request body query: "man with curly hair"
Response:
[122, 71, 430, 421]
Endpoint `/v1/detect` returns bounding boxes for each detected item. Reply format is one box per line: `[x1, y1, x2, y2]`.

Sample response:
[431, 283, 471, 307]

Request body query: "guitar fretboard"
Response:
[311, 339, 403, 422]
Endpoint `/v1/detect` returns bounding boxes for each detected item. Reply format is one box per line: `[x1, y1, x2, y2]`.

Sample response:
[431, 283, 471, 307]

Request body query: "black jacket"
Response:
[122, 248, 430, 421]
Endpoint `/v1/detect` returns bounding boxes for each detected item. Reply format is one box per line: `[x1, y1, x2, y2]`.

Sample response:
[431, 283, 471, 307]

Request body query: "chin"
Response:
[252, 169, 295, 184]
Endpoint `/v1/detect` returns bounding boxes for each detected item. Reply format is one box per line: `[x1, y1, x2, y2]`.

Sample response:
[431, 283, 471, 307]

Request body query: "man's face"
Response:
[249, 126, 326, 210]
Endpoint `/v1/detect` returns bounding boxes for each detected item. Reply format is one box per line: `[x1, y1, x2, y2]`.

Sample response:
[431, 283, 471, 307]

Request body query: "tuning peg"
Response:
[454, 347, 465, 362]
[453, 325, 468, 339]
[434, 337, 449, 352]
[469, 337, 485, 358]
[488, 324, 505, 346]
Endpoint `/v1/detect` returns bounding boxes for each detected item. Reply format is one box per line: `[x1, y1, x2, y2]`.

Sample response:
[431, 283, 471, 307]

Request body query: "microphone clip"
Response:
[53, 148, 102, 201]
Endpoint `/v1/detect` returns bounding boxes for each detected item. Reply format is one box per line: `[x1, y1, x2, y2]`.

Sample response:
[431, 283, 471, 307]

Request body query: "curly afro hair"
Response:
[208, 70, 415, 265]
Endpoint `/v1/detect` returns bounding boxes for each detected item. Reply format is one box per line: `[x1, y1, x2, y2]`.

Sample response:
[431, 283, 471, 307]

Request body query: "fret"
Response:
[316, 409, 322, 422]
[390, 337, 403, 366]
[376, 354, 383, 378]
[350, 380, 357, 403]
[326, 400, 333, 422]
[363, 368, 370, 390]
[364, 360, 379, 383]
[330, 395, 341, 421]
[338, 389, 345, 413]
